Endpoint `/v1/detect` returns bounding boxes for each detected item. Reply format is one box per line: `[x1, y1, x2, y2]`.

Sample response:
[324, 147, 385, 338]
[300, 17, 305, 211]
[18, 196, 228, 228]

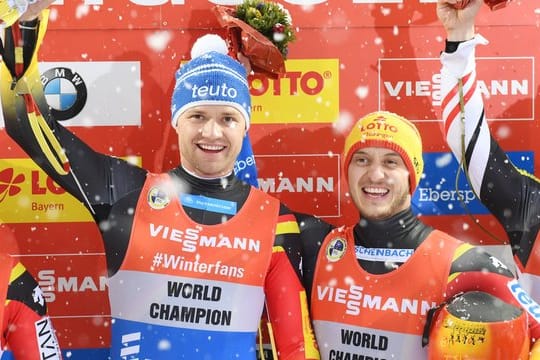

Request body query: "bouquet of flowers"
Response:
[452, 0, 511, 10]
[214, 0, 296, 78]
[483, 0, 511, 10]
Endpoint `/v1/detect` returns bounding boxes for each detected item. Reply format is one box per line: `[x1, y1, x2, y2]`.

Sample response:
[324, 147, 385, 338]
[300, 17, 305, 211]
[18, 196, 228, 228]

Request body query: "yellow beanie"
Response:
[342, 111, 424, 194]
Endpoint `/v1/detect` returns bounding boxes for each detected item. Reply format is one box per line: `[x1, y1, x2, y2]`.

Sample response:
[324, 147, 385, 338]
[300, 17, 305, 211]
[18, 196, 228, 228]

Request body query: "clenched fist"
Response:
[19, 0, 55, 21]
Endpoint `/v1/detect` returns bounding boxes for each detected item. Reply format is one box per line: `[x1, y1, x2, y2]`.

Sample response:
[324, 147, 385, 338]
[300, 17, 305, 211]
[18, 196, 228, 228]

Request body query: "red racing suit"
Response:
[311, 228, 462, 358]
[0, 225, 62, 360]
[106, 173, 317, 359]
[298, 208, 540, 358]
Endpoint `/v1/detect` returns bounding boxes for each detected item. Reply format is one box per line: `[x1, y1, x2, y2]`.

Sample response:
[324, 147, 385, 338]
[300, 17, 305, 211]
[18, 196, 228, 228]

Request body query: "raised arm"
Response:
[437, 0, 540, 266]
[438, 0, 489, 196]
[1, 6, 147, 223]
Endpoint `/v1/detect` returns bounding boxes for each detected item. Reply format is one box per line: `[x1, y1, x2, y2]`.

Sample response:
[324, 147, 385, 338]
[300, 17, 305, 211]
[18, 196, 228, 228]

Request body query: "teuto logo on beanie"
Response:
[190, 83, 240, 103]
[170, 34, 251, 129]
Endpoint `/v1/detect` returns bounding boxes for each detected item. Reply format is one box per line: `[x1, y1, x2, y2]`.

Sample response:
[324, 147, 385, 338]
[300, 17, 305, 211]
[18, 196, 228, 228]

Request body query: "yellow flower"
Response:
[246, 7, 262, 19]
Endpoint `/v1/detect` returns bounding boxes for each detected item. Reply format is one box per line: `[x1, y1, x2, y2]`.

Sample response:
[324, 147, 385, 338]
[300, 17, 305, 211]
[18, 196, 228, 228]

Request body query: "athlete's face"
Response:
[175, 105, 247, 178]
[347, 147, 411, 220]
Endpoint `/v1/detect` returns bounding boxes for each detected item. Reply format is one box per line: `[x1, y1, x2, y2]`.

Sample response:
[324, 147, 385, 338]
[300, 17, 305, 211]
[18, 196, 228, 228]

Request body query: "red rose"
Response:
[273, 23, 285, 33]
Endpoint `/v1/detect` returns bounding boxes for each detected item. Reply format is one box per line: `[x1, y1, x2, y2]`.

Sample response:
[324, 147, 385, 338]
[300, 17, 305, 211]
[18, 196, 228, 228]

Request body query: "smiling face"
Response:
[175, 105, 247, 178]
[347, 147, 411, 220]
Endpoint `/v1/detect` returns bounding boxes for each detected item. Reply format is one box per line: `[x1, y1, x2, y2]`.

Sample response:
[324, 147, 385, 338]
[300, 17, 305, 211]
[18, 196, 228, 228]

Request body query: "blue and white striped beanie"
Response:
[171, 34, 251, 129]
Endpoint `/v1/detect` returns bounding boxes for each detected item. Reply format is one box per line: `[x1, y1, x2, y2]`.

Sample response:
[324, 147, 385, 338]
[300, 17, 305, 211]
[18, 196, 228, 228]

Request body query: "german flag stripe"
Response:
[9, 262, 26, 283]
[447, 243, 475, 283]
[276, 215, 300, 235]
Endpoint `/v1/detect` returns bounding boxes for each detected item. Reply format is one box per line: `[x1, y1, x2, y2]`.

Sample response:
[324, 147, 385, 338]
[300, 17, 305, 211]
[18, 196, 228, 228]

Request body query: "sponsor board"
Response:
[255, 153, 340, 218]
[378, 57, 534, 122]
[0, 2, 536, 358]
[0, 62, 141, 128]
[8, 222, 104, 254]
[0, 159, 94, 223]
[47, 57, 338, 128]
[46, 1, 536, 30]
[413, 151, 534, 216]
[355, 0, 436, 2]
[36, 261, 111, 349]
[53, 315, 112, 350]
[36, 255, 109, 313]
[0, 158, 141, 223]
[250, 59, 339, 124]
[10, 221, 112, 351]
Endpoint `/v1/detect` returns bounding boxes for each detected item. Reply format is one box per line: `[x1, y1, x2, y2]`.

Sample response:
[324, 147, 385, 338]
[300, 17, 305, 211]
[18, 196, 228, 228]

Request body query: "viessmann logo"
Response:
[256, 153, 341, 218]
[38, 269, 108, 303]
[28, 254, 111, 320]
[378, 57, 534, 122]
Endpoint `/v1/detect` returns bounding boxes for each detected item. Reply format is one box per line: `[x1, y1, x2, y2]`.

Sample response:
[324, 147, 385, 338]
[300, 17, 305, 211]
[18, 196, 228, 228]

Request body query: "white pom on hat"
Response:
[171, 34, 251, 129]
[190, 34, 229, 59]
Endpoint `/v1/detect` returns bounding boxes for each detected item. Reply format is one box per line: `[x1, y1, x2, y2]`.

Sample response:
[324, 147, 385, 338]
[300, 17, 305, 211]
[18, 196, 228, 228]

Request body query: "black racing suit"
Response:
[440, 36, 540, 301]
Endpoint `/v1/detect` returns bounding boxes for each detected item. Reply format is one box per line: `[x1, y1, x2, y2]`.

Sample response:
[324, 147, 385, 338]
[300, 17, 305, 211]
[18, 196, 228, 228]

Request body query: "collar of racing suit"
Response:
[352, 208, 433, 274]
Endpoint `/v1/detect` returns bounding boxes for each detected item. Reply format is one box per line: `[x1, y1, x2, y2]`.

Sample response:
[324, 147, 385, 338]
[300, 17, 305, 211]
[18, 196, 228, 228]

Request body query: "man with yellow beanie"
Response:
[297, 110, 540, 359]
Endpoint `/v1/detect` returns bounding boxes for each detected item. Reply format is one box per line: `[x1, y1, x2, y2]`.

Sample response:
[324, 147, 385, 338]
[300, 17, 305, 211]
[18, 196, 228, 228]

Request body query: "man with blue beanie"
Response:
[171, 34, 259, 186]
[171, 34, 251, 128]
[170, 35, 253, 181]
[2, 13, 320, 358]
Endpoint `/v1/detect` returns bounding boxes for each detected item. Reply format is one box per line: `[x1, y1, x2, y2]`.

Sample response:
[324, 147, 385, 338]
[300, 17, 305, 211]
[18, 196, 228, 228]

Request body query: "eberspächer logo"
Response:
[42, 67, 87, 121]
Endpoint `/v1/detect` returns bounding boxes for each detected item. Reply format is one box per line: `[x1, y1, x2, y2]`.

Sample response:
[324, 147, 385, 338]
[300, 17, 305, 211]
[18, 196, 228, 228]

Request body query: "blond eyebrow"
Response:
[384, 152, 402, 159]
[352, 149, 400, 157]
[221, 111, 240, 117]
[184, 108, 206, 115]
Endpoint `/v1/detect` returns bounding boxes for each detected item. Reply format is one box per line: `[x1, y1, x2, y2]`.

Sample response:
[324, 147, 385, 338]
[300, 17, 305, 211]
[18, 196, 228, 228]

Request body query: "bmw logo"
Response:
[42, 67, 87, 121]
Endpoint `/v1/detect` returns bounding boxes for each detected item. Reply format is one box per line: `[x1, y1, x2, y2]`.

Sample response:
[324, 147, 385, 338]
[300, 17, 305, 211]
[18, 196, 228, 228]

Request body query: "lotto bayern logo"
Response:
[412, 151, 534, 216]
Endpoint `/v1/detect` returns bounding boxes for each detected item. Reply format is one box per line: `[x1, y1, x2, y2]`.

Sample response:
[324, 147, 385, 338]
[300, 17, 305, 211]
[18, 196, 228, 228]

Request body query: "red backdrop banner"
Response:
[0, 0, 538, 356]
